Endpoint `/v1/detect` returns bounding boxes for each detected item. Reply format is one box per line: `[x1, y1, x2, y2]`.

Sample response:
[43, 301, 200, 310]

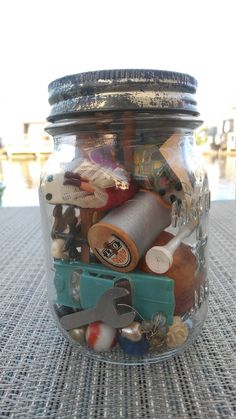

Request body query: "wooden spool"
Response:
[88, 191, 171, 272]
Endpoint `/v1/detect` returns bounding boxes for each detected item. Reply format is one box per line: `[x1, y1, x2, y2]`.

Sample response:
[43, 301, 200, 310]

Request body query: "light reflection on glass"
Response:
[0, 154, 235, 207]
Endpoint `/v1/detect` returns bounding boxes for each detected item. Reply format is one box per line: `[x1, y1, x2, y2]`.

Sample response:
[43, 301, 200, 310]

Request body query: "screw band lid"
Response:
[47, 69, 199, 121]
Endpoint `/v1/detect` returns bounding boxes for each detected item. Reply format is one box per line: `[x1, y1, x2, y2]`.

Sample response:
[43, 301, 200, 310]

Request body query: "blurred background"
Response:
[0, 0, 235, 206]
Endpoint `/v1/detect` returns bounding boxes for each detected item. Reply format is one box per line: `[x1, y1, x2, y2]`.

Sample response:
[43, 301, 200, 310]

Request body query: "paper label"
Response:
[95, 234, 131, 268]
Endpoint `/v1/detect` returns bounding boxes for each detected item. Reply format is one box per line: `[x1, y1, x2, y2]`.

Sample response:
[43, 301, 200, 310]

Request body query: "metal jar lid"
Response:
[47, 69, 199, 121]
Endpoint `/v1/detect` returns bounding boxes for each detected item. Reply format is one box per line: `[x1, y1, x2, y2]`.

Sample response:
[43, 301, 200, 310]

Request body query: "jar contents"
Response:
[40, 69, 210, 362]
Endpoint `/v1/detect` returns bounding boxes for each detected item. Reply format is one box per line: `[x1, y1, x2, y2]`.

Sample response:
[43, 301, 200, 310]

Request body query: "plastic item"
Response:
[39, 69, 210, 363]
[145, 219, 197, 273]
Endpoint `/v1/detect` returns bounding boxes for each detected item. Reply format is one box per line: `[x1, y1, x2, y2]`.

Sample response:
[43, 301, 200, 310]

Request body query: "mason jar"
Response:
[39, 69, 210, 364]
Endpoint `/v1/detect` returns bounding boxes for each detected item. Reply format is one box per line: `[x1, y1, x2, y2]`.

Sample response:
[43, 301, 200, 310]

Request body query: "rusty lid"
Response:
[47, 69, 199, 121]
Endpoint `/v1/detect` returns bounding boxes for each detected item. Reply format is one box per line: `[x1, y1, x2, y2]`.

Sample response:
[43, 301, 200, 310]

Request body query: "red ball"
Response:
[86, 321, 117, 352]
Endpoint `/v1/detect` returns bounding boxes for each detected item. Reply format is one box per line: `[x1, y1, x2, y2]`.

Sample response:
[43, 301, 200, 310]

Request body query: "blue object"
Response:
[118, 335, 150, 356]
[53, 260, 175, 325]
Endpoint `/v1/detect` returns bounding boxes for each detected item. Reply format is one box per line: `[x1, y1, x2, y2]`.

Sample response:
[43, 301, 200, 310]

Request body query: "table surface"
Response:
[0, 201, 235, 418]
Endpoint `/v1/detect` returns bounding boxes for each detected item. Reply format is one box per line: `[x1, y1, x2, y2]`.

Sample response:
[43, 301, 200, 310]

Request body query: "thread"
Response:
[88, 191, 171, 272]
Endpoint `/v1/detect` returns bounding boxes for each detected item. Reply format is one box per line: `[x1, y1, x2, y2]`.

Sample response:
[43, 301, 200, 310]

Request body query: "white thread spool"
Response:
[88, 191, 171, 272]
[145, 220, 197, 274]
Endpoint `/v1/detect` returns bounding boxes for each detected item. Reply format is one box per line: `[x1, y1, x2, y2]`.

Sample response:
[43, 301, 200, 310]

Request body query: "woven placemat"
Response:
[0, 202, 235, 418]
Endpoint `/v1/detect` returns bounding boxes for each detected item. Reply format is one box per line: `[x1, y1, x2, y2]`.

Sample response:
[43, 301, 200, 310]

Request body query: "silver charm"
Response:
[140, 320, 153, 334]
[152, 313, 167, 328]
[141, 313, 168, 349]
[121, 322, 143, 342]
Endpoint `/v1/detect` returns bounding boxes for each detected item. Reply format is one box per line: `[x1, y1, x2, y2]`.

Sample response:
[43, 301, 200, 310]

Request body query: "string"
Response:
[117, 304, 166, 331]
[117, 303, 145, 321]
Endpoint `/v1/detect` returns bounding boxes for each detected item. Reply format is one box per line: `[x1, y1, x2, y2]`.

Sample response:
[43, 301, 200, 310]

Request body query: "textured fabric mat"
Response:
[0, 202, 235, 418]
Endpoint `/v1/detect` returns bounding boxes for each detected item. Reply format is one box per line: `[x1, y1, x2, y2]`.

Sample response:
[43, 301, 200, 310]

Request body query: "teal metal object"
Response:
[53, 260, 175, 325]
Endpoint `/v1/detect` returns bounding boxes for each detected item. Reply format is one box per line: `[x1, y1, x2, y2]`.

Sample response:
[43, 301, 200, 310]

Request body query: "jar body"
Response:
[39, 112, 210, 363]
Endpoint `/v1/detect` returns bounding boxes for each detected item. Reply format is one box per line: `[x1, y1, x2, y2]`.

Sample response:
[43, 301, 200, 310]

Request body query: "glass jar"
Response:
[39, 69, 210, 364]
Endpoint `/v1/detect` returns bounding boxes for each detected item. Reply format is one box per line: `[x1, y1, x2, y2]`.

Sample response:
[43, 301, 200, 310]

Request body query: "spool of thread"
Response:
[145, 220, 197, 274]
[88, 191, 171, 272]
